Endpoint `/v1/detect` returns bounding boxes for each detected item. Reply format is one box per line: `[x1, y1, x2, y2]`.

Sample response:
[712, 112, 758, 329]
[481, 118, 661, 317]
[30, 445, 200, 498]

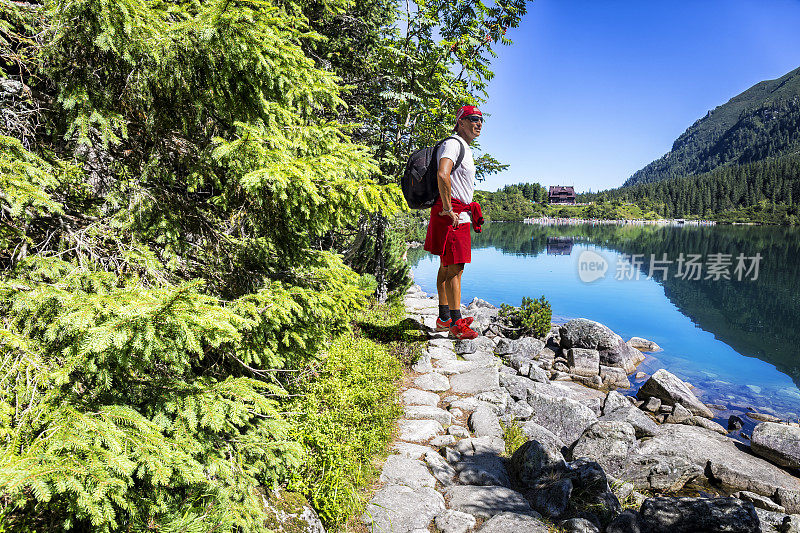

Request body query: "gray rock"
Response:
[639, 496, 759, 533]
[404, 405, 452, 426]
[510, 400, 534, 420]
[456, 436, 506, 457]
[401, 388, 440, 407]
[529, 478, 573, 518]
[670, 402, 692, 423]
[456, 453, 511, 487]
[600, 405, 659, 438]
[428, 338, 454, 350]
[559, 517, 600, 533]
[450, 367, 500, 395]
[445, 446, 461, 464]
[600, 365, 631, 388]
[619, 453, 703, 492]
[559, 318, 621, 351]
[427, 345, 457, 360]
[379, 455, 436, 489]
[430, 434, 456, 447]
[754, 508, 798, 533]
[499, 364, 517, 375]
[434, 509, 476, 533]
[449, 397, 500, 415]
[643, 396, 661, 412]
[606, 510, 642, 533]
[526, 391, 598, 447]
[733, 490, 785, 513]
[637, 369, 714, 418]
[362, 485, 445, 533]
[500, 374, 538, 401]
[476, 389, 511, 412]
[636, 425, 800, 507]
[751, 422, 800, 469]
[454, 339, 476, 355]
[446, 485, 534, 518]
[398, 419, 444, 443]
[411, 355, 433, 373]
[413, 372, 451, 392]
[467, 297, 495, 309]
[567, 348, 600, 377]
[462, 350, 497, 362]
[495, 337, 517, 355]
[391, 442, 433, 459]
[510, 438, 567, 486]
[571, 374, 603, 388]
[602, 338, 642, 373]
[603, 390, 632, 415]
[627, 336, 661, 352]
[435, 359, 482, 375]
[477, 512, 548, 533]
[473, 336, 497, 352]
[570, 420, 637, 476]
[728, 415, 745, 430]
[469, 407, 503, 438]
[682, 415, 727, 434]
[448, 424, 470, 437]
[528, 363, 550, 383]
[553, 361, 570, 373]
[516, 337, 547, 357]
[424, 450, 456, 487]
[776, 488, 800, 514]
[520, 421, 567, 453]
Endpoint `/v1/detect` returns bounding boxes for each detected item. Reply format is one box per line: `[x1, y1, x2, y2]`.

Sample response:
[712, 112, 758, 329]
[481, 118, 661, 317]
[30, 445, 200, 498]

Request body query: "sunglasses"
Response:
[464, 115, 484, 123]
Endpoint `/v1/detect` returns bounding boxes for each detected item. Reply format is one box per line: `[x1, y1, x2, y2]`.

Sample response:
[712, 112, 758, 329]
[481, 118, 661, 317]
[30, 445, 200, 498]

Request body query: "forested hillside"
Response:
[0, 0, 527, 529]
[625, 66, 800, 187]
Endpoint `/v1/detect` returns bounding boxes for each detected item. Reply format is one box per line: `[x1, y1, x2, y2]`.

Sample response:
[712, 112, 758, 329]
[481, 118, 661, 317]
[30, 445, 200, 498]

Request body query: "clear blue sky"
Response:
[474, 0, 800, 193]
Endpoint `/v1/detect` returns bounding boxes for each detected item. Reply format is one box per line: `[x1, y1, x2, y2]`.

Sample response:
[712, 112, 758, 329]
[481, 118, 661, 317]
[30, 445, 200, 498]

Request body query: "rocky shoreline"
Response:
[362, 287, 800, 533]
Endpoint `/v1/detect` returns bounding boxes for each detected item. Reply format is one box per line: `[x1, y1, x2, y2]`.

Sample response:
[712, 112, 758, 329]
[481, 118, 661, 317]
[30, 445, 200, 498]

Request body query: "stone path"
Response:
[362, 285, 550, 533]
[362, 285, 800, 533]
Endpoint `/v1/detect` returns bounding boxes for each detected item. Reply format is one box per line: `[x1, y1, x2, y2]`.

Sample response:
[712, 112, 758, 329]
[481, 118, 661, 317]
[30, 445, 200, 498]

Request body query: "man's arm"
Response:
[437, 157, 460, 227]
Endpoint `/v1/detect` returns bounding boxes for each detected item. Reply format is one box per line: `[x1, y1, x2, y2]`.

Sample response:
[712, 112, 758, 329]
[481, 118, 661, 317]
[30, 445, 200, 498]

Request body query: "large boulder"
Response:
[379, 455, 436, 489]
[510, 439, 568, 486]
[559, 318, 641, 372]
[633, 424, 800, 509]
[619, 453, 703, 492]
[519, 421, 568, 454]
[600, 405, 659, 438]
[469, 407, 503, 438]
[636, 369, 714, 418]
[751, 422, 800, 469]
[500, 374, 538, 401]
[570, 421, 637, 476]
[627, 336, 661, 352]
[450, 367, 499, 394]
[446, 485, 534, 518]
[639, 497, 759, 533]
[567, 348, 600, 377]
[526, 391, 599, 447]
[362, 485, 445, 533]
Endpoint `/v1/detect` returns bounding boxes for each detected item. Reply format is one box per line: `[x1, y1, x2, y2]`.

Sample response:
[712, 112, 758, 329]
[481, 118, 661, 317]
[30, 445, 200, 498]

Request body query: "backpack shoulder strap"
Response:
[447, 135, 466, 172]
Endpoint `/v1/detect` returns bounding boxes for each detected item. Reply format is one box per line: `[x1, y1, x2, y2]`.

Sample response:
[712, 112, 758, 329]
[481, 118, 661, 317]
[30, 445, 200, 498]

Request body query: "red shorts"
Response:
[440, 222, 471, 266]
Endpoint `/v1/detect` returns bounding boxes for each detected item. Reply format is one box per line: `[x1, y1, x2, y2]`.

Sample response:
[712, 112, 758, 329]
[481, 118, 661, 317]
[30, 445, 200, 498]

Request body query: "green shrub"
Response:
[500, 419, 527, 457]
[499, 295, 552, 338]
[286, 301, 410, 528]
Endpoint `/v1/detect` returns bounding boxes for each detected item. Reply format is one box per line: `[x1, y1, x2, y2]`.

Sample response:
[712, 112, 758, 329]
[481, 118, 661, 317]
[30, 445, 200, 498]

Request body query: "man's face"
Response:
[459, 115, 483, 138]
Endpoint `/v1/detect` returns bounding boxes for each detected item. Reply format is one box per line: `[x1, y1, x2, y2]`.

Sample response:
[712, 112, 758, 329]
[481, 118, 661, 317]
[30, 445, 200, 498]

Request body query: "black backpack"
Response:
[401, 136, 465, 209]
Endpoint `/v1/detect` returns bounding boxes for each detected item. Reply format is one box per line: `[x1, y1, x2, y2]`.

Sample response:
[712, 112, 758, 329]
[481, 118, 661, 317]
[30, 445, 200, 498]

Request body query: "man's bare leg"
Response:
[444, 263, 464, 314]
[437, 264, 448, 307]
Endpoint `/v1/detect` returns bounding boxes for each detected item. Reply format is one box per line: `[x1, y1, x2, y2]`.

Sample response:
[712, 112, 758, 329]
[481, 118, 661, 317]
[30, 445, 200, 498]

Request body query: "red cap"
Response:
[455, 105, 482, 122]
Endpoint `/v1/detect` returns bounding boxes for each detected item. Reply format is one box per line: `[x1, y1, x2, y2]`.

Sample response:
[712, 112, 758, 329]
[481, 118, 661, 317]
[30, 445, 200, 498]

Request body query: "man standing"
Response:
[423, 105, 484, 340]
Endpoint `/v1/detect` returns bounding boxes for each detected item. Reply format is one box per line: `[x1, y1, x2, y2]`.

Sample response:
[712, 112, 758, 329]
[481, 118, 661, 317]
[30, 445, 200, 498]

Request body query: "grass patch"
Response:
[286, 296, 425, 529]
[500, 418, 527, 457]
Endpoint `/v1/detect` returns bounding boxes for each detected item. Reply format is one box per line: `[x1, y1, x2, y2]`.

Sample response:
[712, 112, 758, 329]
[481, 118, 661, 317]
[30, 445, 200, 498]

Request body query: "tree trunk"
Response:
[374, 213, 388, 303]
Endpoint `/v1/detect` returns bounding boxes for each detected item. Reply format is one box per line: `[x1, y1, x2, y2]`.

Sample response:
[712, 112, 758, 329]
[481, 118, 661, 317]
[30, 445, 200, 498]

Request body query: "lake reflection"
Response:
[409, 222, 800, 421]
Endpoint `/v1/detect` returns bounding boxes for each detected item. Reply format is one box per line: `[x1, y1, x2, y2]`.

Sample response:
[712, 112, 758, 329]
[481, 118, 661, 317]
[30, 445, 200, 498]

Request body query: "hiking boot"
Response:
[435, 316, 474, 331]
[450, 318, 478, 339]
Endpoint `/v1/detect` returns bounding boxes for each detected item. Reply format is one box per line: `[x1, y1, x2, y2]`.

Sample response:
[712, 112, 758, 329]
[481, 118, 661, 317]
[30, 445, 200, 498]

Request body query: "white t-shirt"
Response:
[436, 134, 475, 223]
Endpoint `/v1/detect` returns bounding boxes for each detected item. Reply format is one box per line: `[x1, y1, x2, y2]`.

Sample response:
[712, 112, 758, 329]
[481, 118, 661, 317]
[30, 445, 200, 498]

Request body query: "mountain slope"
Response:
[625, 66, 800, 187]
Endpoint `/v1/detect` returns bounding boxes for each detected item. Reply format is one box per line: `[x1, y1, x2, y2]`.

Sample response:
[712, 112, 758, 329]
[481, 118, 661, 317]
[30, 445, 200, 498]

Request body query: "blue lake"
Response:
[408, 222, 800, 422]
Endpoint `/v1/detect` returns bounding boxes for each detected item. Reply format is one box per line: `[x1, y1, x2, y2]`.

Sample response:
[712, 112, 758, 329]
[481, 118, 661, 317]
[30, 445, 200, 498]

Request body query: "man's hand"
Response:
[440, 210, 459, 228]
